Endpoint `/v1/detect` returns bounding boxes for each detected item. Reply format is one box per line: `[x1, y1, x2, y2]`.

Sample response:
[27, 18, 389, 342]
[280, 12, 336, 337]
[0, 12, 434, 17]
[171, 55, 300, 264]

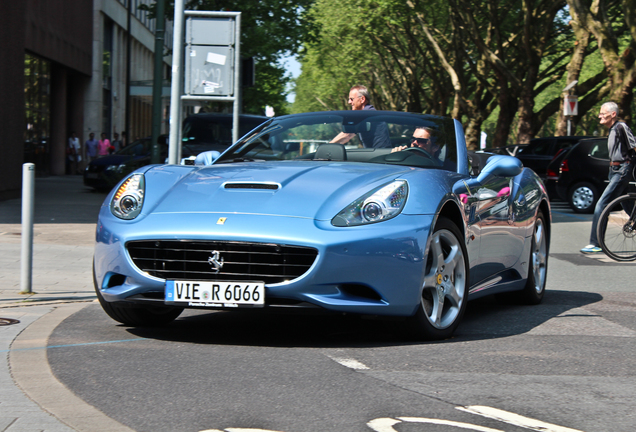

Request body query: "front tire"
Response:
[93, 264, 183, 326]
[597, 194, 636, 261]
[406, 217, 468, 340]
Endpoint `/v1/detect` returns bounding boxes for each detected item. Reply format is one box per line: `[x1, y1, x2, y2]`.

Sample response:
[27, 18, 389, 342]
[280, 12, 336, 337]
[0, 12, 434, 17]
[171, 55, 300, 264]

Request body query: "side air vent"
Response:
[224, 182, 279, 190]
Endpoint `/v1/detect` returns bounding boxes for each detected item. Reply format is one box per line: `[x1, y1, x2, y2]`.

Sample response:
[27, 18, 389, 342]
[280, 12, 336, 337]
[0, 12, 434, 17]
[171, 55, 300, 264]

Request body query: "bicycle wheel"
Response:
[597, 194, 636, 261]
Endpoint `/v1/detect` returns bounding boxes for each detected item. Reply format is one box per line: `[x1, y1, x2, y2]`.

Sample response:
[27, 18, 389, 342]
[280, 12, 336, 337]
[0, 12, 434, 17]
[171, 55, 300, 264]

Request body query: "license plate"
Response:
[165, 280, 265, 307]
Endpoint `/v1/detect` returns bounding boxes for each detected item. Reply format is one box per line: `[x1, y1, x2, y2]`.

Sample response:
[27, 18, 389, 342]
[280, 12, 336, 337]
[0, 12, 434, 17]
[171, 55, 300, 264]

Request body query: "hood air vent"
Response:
[224, 182, 279, 190]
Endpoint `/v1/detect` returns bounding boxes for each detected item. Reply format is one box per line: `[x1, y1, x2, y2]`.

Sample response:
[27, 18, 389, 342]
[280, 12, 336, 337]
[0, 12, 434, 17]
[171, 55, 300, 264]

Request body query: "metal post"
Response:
[567, 117, 571, 136]
[168, 0, 185, 164]
[20, 163, 35, 294]
[232, 13, 241, 144]
[125, 0, 132, 146]
[151, 0, 166, 164]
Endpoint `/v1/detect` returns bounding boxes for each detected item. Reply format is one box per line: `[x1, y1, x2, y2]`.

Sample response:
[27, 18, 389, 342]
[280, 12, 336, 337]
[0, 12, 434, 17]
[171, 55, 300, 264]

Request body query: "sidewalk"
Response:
[0, 175, 106, 308]
[0, 176, 112, 432]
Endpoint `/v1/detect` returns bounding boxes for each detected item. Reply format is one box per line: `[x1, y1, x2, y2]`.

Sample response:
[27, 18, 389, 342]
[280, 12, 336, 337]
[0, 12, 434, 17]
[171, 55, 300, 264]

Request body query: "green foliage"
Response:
[144, 0, 311, 114]
[295, 0, 636, 145]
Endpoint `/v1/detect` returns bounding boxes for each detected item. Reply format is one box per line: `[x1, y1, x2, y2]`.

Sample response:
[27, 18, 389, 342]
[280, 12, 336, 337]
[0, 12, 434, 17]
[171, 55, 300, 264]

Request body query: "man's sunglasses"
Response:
[411, 137, 430, 145]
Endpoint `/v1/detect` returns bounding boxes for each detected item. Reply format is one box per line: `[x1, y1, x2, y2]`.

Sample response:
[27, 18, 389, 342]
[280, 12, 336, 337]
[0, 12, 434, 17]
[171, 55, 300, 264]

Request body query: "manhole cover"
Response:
[0, 318, 20, 326]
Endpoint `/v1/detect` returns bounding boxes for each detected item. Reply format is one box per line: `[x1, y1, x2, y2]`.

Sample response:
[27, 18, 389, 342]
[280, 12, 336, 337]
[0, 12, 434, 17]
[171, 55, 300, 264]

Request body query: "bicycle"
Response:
[597, 192, 636, 261]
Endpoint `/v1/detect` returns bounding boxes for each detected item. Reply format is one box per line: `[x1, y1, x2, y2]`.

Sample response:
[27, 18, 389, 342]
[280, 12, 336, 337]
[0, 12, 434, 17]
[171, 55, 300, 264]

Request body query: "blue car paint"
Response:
[93, 111, 551, 323]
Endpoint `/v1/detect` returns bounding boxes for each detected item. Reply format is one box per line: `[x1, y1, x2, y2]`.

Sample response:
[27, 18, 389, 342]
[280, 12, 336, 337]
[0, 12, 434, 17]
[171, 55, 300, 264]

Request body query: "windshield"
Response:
[214, 111, 458, 171]
[181, 115, 268, 154]
[117, 139, 150, 157]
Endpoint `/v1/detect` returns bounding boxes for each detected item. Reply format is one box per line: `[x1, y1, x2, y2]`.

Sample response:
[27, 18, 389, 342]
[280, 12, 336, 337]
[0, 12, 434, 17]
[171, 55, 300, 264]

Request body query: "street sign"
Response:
[169, 8, 242, 164]
[564, 95, 578, 116]
[184, 17, 236, 97]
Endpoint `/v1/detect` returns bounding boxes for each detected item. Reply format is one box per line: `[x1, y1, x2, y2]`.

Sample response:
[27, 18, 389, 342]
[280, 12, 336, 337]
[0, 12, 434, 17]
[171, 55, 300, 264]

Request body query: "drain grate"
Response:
[0, 318, 20, 326]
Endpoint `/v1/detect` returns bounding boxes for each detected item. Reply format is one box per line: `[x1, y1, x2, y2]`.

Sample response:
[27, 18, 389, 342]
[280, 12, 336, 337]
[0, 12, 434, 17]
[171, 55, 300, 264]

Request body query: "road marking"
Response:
[200, 429, 283, 432]
[551, 210, 588, 221]
[457, 406, 585, 432]
[327, 356, 370, 370]
[367, 417, 504, 432]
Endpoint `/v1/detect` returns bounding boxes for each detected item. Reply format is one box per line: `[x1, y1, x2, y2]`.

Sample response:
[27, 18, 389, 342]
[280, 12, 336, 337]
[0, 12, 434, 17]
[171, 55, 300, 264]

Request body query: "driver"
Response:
[392, 127, 440, 158]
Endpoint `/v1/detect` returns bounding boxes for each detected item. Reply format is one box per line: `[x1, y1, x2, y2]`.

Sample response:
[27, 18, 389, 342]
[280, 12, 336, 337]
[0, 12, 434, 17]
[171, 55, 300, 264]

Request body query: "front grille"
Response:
[127, 240, 318, 284]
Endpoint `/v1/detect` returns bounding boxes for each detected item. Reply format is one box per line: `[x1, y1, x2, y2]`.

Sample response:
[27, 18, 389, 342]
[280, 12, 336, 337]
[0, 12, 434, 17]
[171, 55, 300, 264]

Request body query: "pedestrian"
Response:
[67, 131, 82, 174]
[120, 131, 127, 148]
[330, 85, 391, 148]
[111, 132, 122, 153]
[85, 132, 99, 163]
[581, 101, 636, 254]
[98, 133, 111, 156]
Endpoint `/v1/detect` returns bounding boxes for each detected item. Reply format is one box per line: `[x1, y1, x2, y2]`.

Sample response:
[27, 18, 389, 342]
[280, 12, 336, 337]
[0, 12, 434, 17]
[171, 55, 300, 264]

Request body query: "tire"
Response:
[406, 217, 469, 340]
[93, 263, 183, 326]
[597, 194, 636, 261]
[568, 182, 598, 214]
[518, 210, 549, 304]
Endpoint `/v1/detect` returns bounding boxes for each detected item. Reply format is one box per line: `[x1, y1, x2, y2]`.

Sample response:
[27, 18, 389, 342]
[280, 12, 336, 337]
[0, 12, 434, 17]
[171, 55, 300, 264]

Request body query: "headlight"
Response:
[110, 174, 145, 220]
[332, 180, 408, 227]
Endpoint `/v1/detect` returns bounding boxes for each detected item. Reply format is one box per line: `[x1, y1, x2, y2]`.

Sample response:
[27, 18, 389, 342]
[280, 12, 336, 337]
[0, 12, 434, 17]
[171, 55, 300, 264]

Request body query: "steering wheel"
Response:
[403, 146, 433, 159]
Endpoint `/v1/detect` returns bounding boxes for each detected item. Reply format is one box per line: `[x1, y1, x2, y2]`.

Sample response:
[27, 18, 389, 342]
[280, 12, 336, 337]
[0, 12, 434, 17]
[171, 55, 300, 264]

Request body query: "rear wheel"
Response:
[93, 263, 183, 326]
[568, 182, 598, 213]
[518, 210, 548, 304]
[597, 194, 636, 261]
[406, 217, 468, 340]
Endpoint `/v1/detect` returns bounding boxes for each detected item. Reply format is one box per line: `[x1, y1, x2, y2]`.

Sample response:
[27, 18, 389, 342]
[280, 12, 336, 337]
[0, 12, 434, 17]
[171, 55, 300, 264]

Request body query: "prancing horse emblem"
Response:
[208, 251, 224, 274]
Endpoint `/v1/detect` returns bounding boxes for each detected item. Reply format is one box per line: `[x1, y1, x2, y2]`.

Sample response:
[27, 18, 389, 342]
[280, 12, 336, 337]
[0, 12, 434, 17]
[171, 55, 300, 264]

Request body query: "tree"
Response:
[566, 0, 636, 123]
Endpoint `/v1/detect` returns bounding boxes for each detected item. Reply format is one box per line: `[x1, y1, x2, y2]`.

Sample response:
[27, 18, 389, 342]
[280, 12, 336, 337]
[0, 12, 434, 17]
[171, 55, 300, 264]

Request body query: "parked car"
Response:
[84, 136, 168, 191]
[84, 114, 268, 190]
[546, 138, 636, 213]
[483, 144, 528, 156]
[180, 113, 268, 164]
[515, 136, 593, 179]
[92, 110, 551, 341]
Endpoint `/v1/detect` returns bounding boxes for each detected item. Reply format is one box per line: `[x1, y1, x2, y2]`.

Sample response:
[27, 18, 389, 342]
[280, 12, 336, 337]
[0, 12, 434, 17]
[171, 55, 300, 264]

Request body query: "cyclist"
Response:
[581, 101, 636, 254]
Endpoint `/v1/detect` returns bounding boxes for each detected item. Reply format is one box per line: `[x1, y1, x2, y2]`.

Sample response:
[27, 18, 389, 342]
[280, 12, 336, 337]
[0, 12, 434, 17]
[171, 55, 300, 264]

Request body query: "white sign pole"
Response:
[168, 0, 185, 164]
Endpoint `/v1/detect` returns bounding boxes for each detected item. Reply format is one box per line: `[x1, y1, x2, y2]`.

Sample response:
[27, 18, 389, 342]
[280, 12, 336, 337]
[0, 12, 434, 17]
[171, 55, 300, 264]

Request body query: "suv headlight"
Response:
[332, 180, 408, 227]
[110, 174, 145, 220]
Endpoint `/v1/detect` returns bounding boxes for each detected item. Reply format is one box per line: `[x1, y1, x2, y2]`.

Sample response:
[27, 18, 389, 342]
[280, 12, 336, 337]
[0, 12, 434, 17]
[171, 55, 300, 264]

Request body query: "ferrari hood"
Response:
[145, 161, 422, 220]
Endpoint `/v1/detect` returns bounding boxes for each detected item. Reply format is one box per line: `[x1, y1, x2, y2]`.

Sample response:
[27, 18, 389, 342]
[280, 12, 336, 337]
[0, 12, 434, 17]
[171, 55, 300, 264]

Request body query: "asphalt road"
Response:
[47, 201, 636, 432]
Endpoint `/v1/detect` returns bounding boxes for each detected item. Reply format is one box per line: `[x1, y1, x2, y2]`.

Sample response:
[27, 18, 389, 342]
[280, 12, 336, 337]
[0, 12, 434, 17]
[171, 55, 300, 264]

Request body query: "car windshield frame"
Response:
[213, 111, 459, 172]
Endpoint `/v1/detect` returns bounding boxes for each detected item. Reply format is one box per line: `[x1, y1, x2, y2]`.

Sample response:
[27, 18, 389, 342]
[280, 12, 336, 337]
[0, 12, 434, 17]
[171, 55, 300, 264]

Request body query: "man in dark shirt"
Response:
[330, 85, 391, 148]
[581, 101, 636, 253]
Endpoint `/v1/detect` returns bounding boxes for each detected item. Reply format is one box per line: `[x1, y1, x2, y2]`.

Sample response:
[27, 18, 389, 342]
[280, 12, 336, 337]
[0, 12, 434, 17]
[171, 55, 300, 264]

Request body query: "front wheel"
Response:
[597, 194, 636, 261]
[406, 217, 468, 340]
[93, 264, 183, 326]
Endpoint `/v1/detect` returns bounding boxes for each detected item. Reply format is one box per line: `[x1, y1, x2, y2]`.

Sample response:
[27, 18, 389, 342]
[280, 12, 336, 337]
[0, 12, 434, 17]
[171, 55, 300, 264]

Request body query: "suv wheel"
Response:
[568, 181, 598, 213]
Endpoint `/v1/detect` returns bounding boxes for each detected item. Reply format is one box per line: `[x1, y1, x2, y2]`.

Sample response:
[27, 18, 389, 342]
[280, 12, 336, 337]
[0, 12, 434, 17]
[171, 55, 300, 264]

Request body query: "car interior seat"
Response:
[314, 143, 347, 161]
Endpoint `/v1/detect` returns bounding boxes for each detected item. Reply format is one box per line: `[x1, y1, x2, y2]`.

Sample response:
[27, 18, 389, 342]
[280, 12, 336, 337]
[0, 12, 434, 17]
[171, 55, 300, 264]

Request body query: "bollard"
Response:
[20, 163, 35, 294]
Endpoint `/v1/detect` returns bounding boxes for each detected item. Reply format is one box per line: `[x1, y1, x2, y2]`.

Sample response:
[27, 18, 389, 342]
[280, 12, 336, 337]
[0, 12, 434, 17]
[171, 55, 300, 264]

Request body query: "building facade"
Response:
[0, 0, 171, 199]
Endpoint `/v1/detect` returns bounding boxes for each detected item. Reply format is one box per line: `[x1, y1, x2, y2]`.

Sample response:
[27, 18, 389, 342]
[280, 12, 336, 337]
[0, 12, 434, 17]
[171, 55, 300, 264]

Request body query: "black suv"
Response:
[515, 136, 593, 179]
[546, 138, 636, 213]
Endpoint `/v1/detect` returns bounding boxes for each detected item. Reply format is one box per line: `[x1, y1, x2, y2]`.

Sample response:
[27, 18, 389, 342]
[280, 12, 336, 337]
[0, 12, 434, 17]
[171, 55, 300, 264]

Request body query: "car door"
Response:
[471, 173, 525, 283]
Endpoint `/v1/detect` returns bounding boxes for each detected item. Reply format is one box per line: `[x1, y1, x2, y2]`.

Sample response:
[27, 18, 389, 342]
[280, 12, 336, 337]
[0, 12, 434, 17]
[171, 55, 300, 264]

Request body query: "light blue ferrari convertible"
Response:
[93, 111, 550, 340]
